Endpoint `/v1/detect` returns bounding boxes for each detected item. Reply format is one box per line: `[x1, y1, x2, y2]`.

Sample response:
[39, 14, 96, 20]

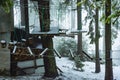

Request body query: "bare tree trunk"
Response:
[105, 0, 113, 80]
[38, 0, 58, 77]
[95, 8, 100, 73]
[77, 0, 83, 60]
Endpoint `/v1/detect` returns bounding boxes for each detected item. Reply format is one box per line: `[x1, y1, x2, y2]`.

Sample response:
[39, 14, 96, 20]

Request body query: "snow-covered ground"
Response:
[55, 57, 120, 80]
[0, 57, 119, 80]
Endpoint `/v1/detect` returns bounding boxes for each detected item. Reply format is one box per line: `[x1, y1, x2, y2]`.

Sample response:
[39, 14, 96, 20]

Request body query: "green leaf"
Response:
[77, 0, 86, 7]
[0, 0, 13, 13]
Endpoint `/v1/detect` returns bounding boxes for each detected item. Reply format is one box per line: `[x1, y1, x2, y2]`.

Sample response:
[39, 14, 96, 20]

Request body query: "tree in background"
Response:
[0, 0, 13, 13]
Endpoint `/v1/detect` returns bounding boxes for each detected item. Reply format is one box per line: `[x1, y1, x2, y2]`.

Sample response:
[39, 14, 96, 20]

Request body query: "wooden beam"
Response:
[27, 46, 34, 55]
[12, 46, 17, 54]
[69, 49, 74, 58]
[21, 65, 44, 70]
[39, 48, 48, 56]
[82, 51, 93, 60]
[54, 49, 61, 58]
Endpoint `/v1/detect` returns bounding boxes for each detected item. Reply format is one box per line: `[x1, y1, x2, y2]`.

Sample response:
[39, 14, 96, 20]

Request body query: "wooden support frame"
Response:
[12, 46, 17, 54]
[69, 49, 74, 58]
[82, 51, 93, 60]
[27, 46, 34, 55]
[30, 27, 59, 36]
[39, 48, 48, 57]
[54, 49, 61, 58]
[66, 30, 87, 35]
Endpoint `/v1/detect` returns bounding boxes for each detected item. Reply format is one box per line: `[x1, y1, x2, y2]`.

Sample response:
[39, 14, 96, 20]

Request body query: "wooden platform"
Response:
[30, 26, 87, 37]
[30, 27, 59, 36]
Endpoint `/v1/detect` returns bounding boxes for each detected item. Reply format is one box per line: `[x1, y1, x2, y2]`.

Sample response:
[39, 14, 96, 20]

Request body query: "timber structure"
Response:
[0, 0, 87, 76]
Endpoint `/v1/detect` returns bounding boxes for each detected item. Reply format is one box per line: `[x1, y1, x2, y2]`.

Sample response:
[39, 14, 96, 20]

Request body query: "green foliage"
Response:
[99, 0, 120, 43]
[0, 0, 13, 13]
[100, 0, 120, 24]
[82, 0, 120, 44]
[105, 11, 120, 24]
[82, 0, 103, 44]
[77, 0, 86, 7]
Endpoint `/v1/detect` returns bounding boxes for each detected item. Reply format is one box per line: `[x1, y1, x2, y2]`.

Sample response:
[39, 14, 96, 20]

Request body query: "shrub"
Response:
[53, 37, 77, 57]
[74, 56, 84, 71]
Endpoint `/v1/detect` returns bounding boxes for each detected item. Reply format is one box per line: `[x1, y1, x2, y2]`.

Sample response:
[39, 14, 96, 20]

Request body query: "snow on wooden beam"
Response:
[39, 48, 48, 56]
[27, 46, 34, 55]
[12, 46, 17, 54]
[59, 29, 87, 37]
[71, 30, 87, 33]
[66, 30, 87, 35]
[30, 27, 59, 36]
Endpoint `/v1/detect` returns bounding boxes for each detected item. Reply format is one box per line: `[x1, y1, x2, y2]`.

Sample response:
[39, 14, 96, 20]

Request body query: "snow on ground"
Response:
[55, 57, 120, 80]
[0, 57, 120, 80]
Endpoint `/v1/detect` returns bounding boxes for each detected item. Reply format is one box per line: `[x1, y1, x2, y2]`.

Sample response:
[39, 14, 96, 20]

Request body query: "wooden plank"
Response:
[82, 51, 93, 60]
[69, 49, 74, 58]
[21, 65, 44, 70]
